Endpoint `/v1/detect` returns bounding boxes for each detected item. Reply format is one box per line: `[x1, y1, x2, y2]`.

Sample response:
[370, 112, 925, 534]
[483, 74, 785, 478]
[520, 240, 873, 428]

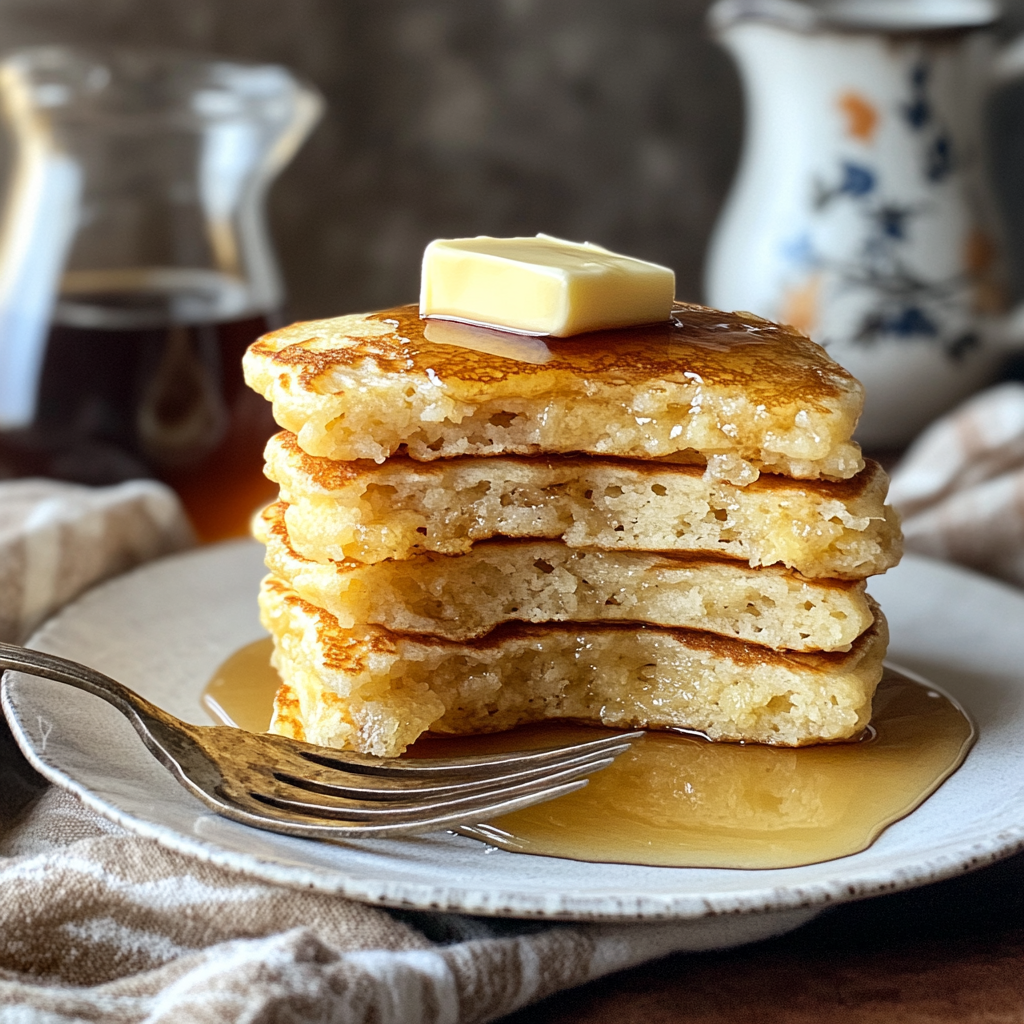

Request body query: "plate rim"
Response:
[4, 541, 1024, 922]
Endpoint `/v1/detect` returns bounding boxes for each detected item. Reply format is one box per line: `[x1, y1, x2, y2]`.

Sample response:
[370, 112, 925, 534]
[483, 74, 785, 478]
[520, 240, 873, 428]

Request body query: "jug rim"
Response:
[0, 44, 323, 129]
[708, 0, 1000, 34]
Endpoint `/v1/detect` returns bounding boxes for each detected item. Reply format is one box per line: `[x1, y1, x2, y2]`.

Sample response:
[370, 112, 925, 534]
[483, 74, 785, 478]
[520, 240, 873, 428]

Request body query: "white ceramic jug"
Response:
[705, 0, 1024, 446]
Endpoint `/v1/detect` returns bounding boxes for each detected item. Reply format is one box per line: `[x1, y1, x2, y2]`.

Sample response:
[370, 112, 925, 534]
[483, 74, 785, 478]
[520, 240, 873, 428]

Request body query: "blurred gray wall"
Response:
[1, 0, 1024, 319]
[0, 0, 741, 317]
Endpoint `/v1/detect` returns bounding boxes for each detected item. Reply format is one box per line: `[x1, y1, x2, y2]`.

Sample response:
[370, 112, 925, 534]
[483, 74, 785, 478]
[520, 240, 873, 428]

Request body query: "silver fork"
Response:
[0, 641, 640, 840]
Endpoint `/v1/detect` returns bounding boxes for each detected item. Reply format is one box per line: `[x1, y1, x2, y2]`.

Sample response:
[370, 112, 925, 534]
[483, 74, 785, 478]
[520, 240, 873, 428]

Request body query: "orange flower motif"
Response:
[964, 228, 1006, 313]
[838, 92, 878, 142]
[779, 274, 821, 337]
[964, 227, 995, 275]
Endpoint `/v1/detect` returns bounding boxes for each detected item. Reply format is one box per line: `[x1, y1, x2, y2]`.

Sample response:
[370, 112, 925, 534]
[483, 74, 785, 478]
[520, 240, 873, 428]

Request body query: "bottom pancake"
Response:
[259, 576, 888, 757]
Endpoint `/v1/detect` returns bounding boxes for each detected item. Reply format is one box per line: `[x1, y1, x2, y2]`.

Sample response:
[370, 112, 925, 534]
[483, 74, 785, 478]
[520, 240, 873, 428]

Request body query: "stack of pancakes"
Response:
[244, 302, 902, 758]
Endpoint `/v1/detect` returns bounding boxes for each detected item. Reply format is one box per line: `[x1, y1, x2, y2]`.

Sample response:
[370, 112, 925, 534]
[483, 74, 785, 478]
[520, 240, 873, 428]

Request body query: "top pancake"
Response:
[243, 301, 865, 481]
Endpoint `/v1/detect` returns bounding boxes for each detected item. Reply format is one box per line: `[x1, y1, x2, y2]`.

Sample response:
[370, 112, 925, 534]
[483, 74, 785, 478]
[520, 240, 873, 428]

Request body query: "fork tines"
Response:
[237, 731, 642, 834]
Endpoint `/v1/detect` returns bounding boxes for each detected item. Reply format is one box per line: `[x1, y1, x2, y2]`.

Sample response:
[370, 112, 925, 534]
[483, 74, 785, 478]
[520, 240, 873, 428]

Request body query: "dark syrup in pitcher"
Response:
[0, 270, 281, 541]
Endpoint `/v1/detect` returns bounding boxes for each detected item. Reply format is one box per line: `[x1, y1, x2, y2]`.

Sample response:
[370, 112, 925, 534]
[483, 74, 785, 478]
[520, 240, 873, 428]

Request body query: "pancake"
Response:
[264, 431, 901, 578]
[257, 501, 873, 651]
[243, 302, 865, 483]
[260, 576, 888, 756]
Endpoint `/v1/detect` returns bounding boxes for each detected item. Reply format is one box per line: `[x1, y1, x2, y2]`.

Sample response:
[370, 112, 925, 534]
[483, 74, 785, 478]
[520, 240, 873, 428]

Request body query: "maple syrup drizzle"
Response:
[203, 639, 975, 869]
[360, 304, 844, 406]
[202, 637, 281, 734]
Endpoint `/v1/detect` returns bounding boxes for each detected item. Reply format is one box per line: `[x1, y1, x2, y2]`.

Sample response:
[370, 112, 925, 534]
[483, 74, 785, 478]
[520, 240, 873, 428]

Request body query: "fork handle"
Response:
[0, 640, 178, 740]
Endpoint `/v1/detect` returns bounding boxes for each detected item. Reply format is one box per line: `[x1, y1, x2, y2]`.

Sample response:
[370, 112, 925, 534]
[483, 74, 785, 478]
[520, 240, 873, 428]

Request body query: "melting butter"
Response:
[419, 235, 675, 337]
[423, 318, 554, 364]
[203, 645, 974, 870]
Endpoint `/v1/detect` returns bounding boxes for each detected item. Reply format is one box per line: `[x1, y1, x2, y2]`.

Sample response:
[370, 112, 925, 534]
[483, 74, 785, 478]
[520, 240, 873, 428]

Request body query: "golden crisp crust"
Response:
[259, 575, 888, 754]
[243, 302, 865, 480]
[257, 501, 874, 651]
[269, 684, 305, 741]
[264, 431, 902, 578]
[251, 303, 857, 406]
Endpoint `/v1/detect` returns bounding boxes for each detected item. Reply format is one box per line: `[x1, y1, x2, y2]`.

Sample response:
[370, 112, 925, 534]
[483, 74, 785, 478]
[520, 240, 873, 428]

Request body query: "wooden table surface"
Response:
[500, 849, 1024, 1022]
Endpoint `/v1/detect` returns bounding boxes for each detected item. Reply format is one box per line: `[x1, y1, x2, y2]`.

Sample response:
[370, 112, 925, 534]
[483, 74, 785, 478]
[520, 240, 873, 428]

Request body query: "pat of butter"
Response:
[419, 234, 675, 337]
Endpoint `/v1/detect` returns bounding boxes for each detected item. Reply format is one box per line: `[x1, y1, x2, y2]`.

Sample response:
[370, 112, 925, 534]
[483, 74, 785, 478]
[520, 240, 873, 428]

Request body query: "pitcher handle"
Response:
[984, 35, 1024, 348]
[991, 303, 1024, 349]
[993, 33, 1024, 86]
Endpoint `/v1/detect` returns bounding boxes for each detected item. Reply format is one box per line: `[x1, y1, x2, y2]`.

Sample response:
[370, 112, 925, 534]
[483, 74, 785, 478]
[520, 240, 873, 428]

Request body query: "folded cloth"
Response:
[888, 382, 1024, 587]
[0, 478, 195, 643]
[0, 479, 815, 1024]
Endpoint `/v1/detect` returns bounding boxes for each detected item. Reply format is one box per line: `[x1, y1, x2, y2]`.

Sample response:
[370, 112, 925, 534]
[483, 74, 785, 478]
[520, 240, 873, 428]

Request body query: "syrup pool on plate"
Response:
[203, 639, 975, 870]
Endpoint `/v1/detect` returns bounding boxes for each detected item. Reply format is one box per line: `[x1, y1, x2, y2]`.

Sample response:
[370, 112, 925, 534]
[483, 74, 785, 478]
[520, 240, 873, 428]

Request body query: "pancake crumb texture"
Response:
[248, 297, 902, 758]
[266, 433, 900, 578]
[243, 304, 865, 482]
[257, 502, 873, 651]
[260, 576, 888, 757]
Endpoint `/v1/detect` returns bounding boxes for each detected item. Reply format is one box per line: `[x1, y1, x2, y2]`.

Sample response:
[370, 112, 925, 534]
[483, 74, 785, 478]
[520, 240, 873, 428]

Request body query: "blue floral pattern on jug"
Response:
[783, 58, 990, 361]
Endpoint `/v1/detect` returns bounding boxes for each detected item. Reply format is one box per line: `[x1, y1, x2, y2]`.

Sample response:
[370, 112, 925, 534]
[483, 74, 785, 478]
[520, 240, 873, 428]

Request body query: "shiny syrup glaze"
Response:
[203, 641, 974, 869]
[254, 302, 860, 413]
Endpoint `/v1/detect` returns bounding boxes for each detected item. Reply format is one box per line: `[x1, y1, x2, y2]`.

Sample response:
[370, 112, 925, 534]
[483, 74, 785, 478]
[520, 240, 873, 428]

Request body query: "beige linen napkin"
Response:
[888, 381, 1024, 587]
[0, 478, 815, 1024]
[0, 478, 195, 644]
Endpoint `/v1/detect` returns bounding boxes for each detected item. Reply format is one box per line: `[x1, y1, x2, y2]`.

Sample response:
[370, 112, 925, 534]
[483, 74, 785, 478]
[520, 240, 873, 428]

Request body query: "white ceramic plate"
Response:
[3, 541, 1024, 922]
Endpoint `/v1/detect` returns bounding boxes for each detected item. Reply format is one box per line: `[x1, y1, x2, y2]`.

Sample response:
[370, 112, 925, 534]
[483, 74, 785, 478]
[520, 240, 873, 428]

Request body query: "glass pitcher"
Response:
[0, 46, 322, 539]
